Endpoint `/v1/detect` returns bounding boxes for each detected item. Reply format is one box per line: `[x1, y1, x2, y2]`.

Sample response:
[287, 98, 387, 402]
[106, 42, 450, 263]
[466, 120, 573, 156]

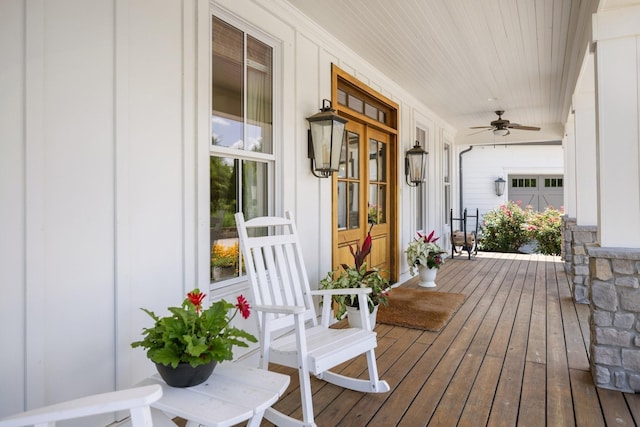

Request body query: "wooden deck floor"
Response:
[264, 252, 640, 426]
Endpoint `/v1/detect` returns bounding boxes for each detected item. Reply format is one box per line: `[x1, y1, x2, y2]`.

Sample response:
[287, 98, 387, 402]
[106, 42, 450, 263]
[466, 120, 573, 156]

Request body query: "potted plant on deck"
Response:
[320, 226, 391, 328]
[406, 230, 446, 287]
[131, 288, 257, 387]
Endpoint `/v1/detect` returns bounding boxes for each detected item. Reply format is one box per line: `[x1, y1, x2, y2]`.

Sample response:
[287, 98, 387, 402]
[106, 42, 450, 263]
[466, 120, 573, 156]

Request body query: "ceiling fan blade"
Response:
[508, 124, 540, 131]
[467, 128, 493, 136]
[469, 126, 493, 129]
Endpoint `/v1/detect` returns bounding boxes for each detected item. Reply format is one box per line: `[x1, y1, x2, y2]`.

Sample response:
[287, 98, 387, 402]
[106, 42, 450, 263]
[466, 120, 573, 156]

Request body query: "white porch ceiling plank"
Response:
[285, 0, 599, 142]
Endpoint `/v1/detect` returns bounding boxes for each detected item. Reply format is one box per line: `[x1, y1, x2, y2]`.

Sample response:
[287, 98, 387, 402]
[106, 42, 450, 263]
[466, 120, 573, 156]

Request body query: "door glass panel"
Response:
[369, 139, 378, 181]
[369, 185, 378, 224]
[379, 142, 387, 182]
[348, 182, 359, 229]
[347, 132, 359, 179]
[369, 184, 386, 224]
[337, 181, 347, 229]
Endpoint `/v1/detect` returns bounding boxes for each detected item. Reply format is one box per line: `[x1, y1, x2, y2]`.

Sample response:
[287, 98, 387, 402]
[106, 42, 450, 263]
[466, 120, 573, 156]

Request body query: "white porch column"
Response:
[568, 70, 598, 304]
[592, 6, 640, 247]
[573, 53, 598, 227]
[588, 4, 640, 393]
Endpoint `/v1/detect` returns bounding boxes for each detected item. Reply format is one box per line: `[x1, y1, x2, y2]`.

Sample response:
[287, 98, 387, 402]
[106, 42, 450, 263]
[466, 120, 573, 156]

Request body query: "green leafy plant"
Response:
[131, 289, 257, 368]
[320, 226, 391, 319]
[406, 230, 446, 275]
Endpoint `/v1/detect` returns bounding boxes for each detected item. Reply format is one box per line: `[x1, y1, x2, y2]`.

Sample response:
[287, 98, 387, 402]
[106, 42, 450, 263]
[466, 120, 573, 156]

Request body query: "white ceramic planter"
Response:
[418, 265, 438, 287]
[346, 305, 378, 329]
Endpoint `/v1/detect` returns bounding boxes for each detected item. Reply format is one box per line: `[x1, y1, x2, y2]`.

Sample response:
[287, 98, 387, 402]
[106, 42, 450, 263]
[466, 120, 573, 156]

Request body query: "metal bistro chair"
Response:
[235, 211, 389, 427]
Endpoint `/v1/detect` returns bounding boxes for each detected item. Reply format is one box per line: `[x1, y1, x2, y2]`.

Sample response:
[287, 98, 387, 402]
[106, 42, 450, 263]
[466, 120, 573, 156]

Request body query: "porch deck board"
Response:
[259, 252, 640, 426]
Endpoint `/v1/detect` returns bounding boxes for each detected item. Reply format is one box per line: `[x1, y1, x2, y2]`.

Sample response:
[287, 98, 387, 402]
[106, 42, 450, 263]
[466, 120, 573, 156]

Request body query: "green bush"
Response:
[479, 202, 563, 255]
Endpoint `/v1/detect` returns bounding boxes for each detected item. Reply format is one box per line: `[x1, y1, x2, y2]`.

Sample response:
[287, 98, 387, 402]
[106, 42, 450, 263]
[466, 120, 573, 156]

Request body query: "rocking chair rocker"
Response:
[235, 212, 390, 427]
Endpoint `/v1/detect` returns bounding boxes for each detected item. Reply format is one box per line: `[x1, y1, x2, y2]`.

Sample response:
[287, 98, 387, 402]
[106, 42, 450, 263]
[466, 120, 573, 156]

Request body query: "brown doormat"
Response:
[377, 288, 466, 332]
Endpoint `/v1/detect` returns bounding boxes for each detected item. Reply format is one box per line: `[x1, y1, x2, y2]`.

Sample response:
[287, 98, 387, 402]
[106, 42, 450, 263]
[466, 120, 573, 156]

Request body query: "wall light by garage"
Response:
[494, 177, 506, 196]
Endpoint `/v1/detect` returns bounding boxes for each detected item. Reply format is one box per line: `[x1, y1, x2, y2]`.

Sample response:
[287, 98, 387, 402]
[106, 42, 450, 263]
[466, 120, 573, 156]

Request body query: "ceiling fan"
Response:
[470, 110, 541, 136]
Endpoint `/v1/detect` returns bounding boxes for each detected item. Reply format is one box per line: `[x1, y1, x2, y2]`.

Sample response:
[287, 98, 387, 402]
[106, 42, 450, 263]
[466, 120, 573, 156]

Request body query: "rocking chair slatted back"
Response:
[236, 212, 317, 333]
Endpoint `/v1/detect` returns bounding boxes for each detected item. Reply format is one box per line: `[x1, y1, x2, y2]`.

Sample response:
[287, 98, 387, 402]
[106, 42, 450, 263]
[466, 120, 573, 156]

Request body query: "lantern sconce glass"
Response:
[494, 177, 506, 196]
[405, 141, 428, 187]
[306, 99, 347, 178]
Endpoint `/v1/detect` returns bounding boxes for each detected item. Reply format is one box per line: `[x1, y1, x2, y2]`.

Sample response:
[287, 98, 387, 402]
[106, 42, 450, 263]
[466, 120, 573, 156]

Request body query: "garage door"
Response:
[508, 175, 563, 211]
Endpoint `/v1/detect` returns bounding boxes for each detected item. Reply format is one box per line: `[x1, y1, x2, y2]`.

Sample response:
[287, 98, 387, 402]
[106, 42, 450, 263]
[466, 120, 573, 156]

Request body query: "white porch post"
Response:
[588, 4, 640, 393]
[566, 54, 598, 304]
[592, 6, 640, 247]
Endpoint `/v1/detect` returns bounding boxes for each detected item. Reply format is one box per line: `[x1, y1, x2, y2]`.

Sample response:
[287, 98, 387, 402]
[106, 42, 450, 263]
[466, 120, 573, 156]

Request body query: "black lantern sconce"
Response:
[306, 99, 347, 178]
[494, 177, 506, 196]
[405, 141, 428, 186]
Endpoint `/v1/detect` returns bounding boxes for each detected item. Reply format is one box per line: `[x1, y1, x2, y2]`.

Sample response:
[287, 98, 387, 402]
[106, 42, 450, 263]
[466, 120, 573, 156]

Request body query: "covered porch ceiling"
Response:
[285, 0, 632, 145]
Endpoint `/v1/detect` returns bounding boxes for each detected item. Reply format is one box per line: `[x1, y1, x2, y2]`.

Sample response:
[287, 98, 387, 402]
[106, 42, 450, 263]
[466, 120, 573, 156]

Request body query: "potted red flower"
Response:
[131, 288, 257, 387]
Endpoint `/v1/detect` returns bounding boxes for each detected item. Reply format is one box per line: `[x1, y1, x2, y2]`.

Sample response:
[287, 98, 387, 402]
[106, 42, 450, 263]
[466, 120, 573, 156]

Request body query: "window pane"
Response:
[379, 142, 387, 183]
[246, 36, 273, 154]
[242, 160, 268, 220]
[210, 157, 239, 283]
[212, 17, 244, 148]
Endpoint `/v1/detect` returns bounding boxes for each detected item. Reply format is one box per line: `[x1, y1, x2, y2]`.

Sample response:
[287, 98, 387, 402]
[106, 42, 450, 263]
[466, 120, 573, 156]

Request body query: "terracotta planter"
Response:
[155, 361, 217, 388]
[418, 265, 438, 287]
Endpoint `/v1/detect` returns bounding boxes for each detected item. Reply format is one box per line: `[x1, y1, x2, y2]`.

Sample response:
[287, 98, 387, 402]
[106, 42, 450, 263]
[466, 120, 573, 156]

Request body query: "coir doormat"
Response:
[377, 288, 466, 332]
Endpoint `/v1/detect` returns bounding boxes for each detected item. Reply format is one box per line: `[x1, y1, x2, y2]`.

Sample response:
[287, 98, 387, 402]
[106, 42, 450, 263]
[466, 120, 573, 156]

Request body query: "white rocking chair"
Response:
[0, 385, 165, 427]
[235, 211, 390, 427]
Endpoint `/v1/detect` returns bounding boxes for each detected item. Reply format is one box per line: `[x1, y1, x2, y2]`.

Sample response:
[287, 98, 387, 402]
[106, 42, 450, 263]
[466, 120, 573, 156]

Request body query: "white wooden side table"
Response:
[137, 363, 289, 427]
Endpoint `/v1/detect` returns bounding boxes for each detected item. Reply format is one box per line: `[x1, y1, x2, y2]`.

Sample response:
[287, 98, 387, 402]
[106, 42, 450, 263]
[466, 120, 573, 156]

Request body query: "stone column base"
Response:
[570, 225, 597, 304]
[588, 247, 640, 392]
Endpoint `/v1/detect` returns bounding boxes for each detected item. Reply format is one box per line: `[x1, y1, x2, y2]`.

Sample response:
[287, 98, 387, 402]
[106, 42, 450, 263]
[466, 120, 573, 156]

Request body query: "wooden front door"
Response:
[333, 122, 392, 278]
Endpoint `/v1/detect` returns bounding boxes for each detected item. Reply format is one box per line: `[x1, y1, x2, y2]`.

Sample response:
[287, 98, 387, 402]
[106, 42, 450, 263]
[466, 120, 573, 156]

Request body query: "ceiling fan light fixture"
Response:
[493, 128, 509, 137]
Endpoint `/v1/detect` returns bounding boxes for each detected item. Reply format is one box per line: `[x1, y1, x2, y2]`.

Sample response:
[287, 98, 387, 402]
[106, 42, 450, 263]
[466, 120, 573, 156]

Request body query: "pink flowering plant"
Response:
[406, 230, 446, 275]
[131, 289, 257, 368]
[479, 201, 563, 255]
[320, 225, 391, 319]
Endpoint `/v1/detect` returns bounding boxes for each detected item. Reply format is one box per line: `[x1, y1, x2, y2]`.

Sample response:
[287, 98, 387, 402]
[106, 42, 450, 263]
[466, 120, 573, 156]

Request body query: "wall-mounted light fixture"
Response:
[405, 141, 428, 187]
[494, 177, 506, 196]
[306, 99, 347, 178]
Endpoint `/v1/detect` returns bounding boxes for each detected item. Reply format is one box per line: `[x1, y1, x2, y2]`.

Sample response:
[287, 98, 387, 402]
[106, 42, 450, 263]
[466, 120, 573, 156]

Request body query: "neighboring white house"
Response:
[459, 142, 564, 219]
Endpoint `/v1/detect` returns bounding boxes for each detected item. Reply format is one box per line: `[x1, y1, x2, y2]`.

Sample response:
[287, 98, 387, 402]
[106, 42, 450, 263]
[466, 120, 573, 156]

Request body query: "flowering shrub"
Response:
[131, 289, 257, 367]
[479, 201, 532, 252]
[479, 201, 563, 255]
[523, 207, 563, 255]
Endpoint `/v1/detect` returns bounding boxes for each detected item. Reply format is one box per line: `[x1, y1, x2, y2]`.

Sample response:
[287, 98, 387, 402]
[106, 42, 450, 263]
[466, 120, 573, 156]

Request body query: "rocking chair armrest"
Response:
[253, 304, 306, 315]
[311, 288, 372, 296]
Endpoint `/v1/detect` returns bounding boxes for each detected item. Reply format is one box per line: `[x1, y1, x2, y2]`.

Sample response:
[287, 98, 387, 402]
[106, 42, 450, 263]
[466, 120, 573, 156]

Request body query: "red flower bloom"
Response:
[187, 289, 206, 313]
[236, 295, 251, 319]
